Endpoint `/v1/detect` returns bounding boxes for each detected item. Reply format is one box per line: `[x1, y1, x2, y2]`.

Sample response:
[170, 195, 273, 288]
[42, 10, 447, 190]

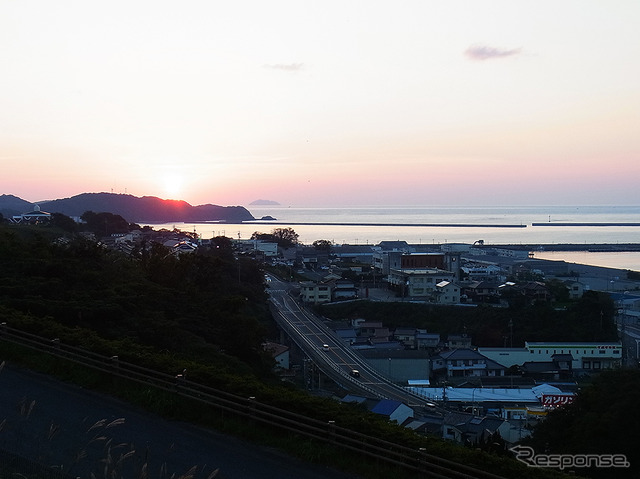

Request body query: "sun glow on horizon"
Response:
[160, 174, 184, 200]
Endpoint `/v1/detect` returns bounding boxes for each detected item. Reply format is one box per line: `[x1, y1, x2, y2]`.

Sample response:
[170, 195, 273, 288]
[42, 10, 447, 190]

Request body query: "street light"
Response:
[471, 388, 478, 415]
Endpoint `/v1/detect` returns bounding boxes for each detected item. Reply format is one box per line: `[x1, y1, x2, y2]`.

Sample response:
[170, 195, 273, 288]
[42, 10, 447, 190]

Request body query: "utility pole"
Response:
[510, 320, 514, 348]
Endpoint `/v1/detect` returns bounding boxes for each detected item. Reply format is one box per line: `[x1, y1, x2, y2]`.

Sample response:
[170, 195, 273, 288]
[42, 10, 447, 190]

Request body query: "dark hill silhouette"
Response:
[1, 193, 254, 224]
[0, 194, 33, 218]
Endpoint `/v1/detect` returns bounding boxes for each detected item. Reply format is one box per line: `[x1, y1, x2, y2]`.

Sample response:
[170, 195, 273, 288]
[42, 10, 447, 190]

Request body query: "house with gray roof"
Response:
[431, 348, 506, 383]
[442, 412, 517, 446]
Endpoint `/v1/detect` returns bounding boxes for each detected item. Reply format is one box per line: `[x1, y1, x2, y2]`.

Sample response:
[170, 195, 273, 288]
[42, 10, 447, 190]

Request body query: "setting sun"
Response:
[161, 174, 183, 199]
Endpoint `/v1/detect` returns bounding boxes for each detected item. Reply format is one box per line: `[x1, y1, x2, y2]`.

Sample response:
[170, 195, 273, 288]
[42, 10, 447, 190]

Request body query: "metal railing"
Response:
[0, 323, 507, 479]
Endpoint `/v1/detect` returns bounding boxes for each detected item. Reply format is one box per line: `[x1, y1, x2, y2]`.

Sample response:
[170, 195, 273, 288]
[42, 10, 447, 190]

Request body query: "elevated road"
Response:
[268, 276, 438, 410]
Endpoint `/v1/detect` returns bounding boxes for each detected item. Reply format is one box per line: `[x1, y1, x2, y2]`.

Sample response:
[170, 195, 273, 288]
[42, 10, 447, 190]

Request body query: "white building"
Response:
[388, 268, 456, 299]
[480, 342, 623, 372]
[434, 281, 461, 304]
[524, 341, 622, 371]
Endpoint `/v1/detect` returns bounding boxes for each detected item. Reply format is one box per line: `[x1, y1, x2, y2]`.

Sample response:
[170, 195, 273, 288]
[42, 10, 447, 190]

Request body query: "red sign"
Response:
[541, 394, 575, 407]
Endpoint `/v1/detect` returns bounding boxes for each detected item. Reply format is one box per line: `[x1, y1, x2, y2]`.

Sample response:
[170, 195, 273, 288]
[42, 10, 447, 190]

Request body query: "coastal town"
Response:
[3, 202, 640, 474]
[243, 235, 640, 449]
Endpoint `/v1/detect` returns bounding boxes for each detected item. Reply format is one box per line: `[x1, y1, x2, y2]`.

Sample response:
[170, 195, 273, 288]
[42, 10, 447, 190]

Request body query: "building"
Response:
[370, 399, 414, 424]
[563, 280, 586, 299]
[463, 281, 500, 303]
[388, 268, 456, 299]
[11, 204, 52, 224]
[442, 412, 518, 446]
[263, 342, 290, 370]
[359, 349, 431, 383]
[445, 335, 472, 349]
[434, 281, 461, 304]
[521, 354, 574, 381]
[299, 281, 332, 304]
[331, 278, 358, 301]
[431, 348, 506, 381]
[374, 250, 461, 279]
[393, 328, 417, 348]
[355, 320, 391, 344]
[476, 348, 532, 368]
[479, 342, 623, 375]
[461, 263, 505, 282]
[524, 341, 622, 372]
[416, 331, 441, 350]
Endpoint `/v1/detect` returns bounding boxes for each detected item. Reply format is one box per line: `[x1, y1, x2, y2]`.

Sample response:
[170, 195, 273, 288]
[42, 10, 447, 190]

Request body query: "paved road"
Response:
[268, 277, 440, 410]
[0, 363, 360, 479]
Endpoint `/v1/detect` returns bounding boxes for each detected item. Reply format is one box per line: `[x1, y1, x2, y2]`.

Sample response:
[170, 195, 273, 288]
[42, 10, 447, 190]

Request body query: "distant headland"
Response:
[0, 193, 255, 224]
[249, 199, 281, 206]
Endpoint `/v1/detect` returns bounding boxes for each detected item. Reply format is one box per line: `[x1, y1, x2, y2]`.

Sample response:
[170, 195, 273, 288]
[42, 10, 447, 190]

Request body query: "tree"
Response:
[81, 211, 131, 236]
[270, 227, 299, 247]
[524, 369, 640, 478]
[312, 239, 332, 251]
[544, 278, 570, 302]
[251, 228, 299, 248]
[50, 212, 77, 233]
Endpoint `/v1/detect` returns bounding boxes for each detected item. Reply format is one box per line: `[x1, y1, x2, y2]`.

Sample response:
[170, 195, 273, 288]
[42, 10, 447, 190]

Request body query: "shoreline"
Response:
[484, 244, 640, 252]
[240, 221, 527, 228]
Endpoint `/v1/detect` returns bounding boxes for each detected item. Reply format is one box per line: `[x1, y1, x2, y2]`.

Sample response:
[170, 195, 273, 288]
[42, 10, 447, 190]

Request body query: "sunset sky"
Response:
[1, 1, 639, 207]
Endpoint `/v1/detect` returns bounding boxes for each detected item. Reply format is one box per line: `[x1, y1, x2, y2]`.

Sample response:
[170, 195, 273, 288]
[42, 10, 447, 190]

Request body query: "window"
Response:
[599, 349, 606, 354]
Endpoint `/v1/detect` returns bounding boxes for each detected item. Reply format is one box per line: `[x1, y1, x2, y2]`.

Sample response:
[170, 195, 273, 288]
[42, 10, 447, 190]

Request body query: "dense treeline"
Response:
[318, 292, 618, 346]
[0, 225, 272, 374]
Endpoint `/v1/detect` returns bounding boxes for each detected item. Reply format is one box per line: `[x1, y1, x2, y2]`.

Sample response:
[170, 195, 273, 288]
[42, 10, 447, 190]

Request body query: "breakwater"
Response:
[532, 223, 640, 227]
[242, 221, 527, 228]
[488, 243, 640, 252]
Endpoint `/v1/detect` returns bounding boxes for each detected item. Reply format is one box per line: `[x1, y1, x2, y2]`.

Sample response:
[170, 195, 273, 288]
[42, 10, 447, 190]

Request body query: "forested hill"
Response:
[0, 226, 271, 377]
[1, 193, 255, 224]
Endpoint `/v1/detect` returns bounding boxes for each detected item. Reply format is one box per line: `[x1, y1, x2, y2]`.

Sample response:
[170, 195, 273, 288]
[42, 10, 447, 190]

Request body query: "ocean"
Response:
[148, 205, 640, 271]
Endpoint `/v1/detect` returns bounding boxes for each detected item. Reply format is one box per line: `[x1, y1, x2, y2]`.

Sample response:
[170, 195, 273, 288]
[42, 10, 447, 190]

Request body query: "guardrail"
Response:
[0, 323, 506, 479]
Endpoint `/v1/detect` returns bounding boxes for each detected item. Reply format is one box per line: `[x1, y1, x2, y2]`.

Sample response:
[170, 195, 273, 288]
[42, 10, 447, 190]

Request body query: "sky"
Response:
[1, 0, 639, 208]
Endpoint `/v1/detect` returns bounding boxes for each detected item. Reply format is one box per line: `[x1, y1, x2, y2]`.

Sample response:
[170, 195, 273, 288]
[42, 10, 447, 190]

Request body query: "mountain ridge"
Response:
[0, 192, 255, 223]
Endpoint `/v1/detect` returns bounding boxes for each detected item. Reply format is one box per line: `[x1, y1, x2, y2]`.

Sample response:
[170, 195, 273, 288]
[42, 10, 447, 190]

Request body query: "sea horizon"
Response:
[147, 205, 640, 272]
